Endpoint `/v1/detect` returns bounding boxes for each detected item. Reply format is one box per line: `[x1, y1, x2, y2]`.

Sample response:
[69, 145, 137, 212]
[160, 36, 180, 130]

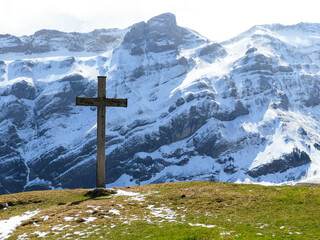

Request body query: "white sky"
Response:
[1, 0, 320, 42]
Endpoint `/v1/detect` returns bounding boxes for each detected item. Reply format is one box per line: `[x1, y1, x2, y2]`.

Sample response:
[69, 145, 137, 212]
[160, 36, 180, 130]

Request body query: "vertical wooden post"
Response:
[76, 76, 127, 190]
[97, 76, 106, 188]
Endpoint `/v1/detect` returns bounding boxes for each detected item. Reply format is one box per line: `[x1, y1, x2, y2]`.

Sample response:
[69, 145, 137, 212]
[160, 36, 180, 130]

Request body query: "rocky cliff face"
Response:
[1, 13, 320, 194]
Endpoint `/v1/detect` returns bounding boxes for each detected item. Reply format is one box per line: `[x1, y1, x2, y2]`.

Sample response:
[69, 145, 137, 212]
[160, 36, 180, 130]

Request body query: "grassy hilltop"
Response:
[0, 181, 320, 239]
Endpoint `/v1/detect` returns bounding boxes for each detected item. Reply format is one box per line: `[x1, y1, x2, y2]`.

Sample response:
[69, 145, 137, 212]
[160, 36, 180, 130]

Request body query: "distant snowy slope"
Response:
[1, 13, 320, 194]
[0, 28, 127, 60]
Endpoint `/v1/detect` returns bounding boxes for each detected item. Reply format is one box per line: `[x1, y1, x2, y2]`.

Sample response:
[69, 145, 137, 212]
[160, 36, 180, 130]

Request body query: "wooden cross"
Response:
[76, 76, 127, 188]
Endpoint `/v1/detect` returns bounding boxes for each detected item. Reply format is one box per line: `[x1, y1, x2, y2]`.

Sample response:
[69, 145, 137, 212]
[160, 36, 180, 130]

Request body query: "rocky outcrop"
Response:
[199, 43, 227, 63]
[11, 79, 36, 100]
[247, 149, 311, 178]
[0, 141, 27, 193]
[145, 13, 182, 53]
[213, 100, 249, 121]
[122, 13, 182, 55]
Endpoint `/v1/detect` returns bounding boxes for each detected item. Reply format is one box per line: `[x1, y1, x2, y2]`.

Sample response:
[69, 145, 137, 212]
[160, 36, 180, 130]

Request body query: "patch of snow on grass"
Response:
[220, 231, 235, 235]
[33, 231, 49, 237]
[74, 231, 86, 236]
[0, 210, 39, 240]
[115, 189, 146, 201]
[129, 195, 145, 201]
[64, 216, 76, 221]
[147, 205, 177, 222]
[87, 205, 101, 211]
[236, 178, 296, 186]
[115, 189, 140, 196]
[188, 223, 216, 228]
[52, 224, 70, 231]
[110, 224, 117, 228]
[109, 209, 120, 215]
[40, 215, 50, 221]
[84, 217, 97, 223]
[17, 233, 28, 240]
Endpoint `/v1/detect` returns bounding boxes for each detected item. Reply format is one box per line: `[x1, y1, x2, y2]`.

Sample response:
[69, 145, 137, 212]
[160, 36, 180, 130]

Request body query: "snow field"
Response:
[0, 210, 39, 240]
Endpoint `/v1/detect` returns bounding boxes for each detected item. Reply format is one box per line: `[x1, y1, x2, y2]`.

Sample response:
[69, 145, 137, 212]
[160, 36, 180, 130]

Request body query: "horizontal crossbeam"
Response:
[76, 97, 127, 107]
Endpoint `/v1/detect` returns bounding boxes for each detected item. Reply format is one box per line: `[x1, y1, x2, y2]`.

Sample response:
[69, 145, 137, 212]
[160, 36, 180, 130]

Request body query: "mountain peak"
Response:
[122, 12, 182, 54]
[147, 12, 177, 26]
[250, 22, 320, 34]
[223, 22, 320, 46]
[33, 29, 64, 37]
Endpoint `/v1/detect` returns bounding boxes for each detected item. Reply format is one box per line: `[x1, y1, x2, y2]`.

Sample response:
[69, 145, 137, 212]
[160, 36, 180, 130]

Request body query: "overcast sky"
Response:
[1, 0, 320, 42]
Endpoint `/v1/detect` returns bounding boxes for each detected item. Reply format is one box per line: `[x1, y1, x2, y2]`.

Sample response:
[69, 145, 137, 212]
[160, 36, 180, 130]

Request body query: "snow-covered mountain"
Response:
[0, 28, 126, 59]
[1, 13, 320, 194]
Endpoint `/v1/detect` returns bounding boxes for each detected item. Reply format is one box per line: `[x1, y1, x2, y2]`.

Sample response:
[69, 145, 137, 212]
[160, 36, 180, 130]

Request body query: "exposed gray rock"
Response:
[131, 66, 145, 79]
[35, 86, 75, 121]
[28, 138, 97, 189]
[34, 74, 89, 124]
[103, 102, 216, 184]
[186, 93, 195, 102]
[0, 141, 27, 193]
[8, 60, 33, 80]
[0, 34, 27, 54]
[0, 61, 5, 77]
[235, 52, 274, 74]
[168, 105, 177, 113]
[54, 158, 96, 189]
[277, 65, 294, 72]
[247, 148, 311, 178]
[199, 43, 227, 63]
[122, 22, 146, 55]
[276, 91, 289, 110]
[11, 80, 36, 100]
[245, 47, 258, 54]
[59, 57, 76, 68]
[28, 146, 68, 181]
[6, 125, 23, 148]
[194, 131, 226, 158]
[60, 73, 87, 96]
[224, 164, 238, 174]
[0, 100, 31, 128]
[301, 75, 320, 107]
[124, 156, 168, 183]
[314, 143, 320, 150]
[145, 13, 182, 53]
[213, 100, 249, 121]
[175, 97, 185, 107]
[297, 127, 308, 136]
[122, 13, 182, 55]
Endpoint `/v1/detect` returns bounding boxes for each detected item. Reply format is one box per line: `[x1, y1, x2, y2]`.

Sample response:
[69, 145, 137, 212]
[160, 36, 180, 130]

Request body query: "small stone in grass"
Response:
[76, 218, 86, 223]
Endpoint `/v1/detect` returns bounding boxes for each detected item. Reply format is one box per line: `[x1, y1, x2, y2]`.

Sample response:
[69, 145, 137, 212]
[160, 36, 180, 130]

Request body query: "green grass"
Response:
[1, 181, 320, 239]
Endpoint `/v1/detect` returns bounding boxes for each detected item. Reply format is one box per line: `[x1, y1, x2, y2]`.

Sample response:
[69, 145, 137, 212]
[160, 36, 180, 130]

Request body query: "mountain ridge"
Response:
[1, 13, 320, 194]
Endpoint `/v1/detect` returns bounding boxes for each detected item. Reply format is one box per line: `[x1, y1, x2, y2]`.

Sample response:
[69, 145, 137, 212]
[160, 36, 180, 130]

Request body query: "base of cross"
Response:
[85, 188, 118, 198]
